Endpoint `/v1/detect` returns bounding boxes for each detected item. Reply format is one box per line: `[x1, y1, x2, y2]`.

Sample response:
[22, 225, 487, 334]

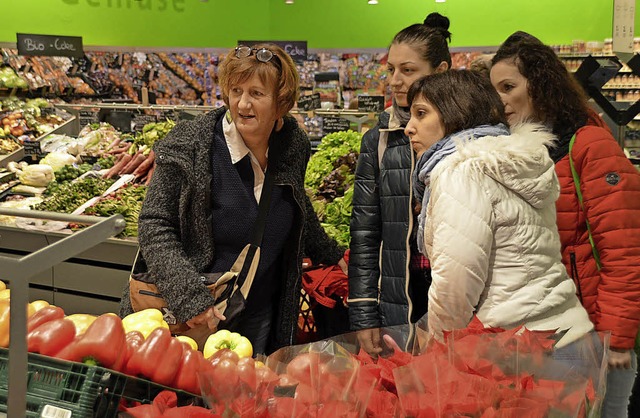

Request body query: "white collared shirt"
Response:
[222, 113, 267, 202]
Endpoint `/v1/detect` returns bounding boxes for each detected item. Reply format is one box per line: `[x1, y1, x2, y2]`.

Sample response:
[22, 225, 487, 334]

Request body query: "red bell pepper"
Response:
[27, 318, 76, 356]
[114, 330, 145, 374]
[172, 347, 204, 394]
[127, 327, 184, 386]
[27, 306, 65, 333]
[56, 313, 126, 369]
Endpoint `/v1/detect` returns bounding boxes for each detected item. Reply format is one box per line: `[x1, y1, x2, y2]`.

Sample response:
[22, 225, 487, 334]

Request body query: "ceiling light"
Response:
[285, 0, 294, 3]
[435, 0, 446, 2]
[368, 0, 378, 4]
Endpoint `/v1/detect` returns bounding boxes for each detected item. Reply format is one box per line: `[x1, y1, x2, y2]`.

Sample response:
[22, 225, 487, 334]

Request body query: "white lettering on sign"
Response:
[284, 45, 305, 57]
[23, 38, 45, 51]
[54, 38, 76, 51]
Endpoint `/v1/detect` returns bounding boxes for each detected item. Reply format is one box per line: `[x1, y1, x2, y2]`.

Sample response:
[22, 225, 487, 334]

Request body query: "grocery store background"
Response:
[1, 0, 638, 49]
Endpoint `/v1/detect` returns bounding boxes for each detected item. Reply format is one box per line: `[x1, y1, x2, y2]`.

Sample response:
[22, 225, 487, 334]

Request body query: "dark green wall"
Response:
[1, 0, 636, 49]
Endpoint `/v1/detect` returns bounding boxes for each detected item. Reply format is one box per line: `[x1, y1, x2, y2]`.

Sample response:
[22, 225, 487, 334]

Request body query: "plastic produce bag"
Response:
[393, 316, 608, 418]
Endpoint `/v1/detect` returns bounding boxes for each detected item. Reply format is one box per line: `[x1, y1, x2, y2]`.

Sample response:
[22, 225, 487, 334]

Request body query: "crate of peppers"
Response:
[0, 277, 256, 417]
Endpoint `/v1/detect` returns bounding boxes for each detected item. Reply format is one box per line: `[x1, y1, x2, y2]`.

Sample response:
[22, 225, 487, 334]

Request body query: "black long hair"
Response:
[392, 12, 452, 70]
[492, 31, 590, 137]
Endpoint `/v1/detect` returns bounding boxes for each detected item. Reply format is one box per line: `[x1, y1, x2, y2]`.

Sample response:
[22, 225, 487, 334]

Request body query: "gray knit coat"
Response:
[119, 107, 344, 350]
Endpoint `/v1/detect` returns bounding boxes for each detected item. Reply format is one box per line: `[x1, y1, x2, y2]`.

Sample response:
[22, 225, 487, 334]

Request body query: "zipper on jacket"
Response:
[281, 182, 304, 346]
[569, 252, 584, 303]
[139, 289, 164, 298]
[404, 145, 416, 351]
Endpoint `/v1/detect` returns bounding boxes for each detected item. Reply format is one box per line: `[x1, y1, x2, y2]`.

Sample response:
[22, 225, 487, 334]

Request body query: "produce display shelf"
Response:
[0, 146, 24, 168]
[0, 347, 203, 418]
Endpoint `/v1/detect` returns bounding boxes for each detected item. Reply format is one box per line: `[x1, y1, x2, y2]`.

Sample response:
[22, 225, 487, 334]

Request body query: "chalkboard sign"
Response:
[132, 114, 158, 132]
[297, 93, 321, 111]
[237, 40, 307, 63]
[79, 110, 100, 128]
[322, 116, 351, 134]
[357, 95, 385, 113]
[17, 33, 84, 58]
[22, 140, 43, 157]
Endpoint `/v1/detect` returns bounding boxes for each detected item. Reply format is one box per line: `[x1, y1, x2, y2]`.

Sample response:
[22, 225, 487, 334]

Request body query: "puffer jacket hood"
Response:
[456, 124, 558, 210]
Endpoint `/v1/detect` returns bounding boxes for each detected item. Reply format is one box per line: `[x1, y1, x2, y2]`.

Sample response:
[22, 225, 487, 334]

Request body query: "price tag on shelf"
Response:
[297, 92, 321, 111]
[357, 95, 385, 113]
[322, 116, 351, 134]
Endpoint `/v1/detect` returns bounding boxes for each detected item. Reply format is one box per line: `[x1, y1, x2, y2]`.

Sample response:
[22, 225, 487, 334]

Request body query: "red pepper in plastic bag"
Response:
[27, 317, 76, 356]
[56, 313, 126, 368]
[172, 347, 204, 395]
[27, 305, 65, 333]
[127, 327, 184, 386]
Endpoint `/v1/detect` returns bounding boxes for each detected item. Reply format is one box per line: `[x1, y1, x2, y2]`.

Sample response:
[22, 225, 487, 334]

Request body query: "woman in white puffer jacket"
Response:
[405, 70, 593, 348]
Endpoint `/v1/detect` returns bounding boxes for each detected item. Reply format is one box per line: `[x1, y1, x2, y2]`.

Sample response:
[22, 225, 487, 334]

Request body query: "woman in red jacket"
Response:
[490, 31, 640, 417]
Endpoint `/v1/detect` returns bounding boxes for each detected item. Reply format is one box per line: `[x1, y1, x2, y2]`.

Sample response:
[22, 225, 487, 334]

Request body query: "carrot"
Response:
[121, 151, 146, 175]
[105, 137, 122, 152]
[132, 150, 155, 178]
[144, 163, 156, 185]
[108, 142, 132, 155]
[104, 153, 133, 179]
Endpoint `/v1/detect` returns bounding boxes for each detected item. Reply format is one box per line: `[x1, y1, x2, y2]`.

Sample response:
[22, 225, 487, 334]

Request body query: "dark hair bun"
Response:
[424, 12, 450, 31]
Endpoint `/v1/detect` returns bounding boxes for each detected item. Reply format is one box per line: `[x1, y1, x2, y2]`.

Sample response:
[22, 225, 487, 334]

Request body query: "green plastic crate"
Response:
[0, 348, 203, 417]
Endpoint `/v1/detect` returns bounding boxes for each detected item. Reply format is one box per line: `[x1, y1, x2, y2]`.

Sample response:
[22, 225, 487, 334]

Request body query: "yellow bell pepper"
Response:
[30, 300, 50, 312]
[176, 335, 198, 351]
[0, 300, 35, 348]
[203, 329, 253, 359]
[122, 308, 169, 339]
[0, 280, 5, 291]
[0, 289, 10, 300]
[65, 313, 97, 336]
[0, 300, 9, 348]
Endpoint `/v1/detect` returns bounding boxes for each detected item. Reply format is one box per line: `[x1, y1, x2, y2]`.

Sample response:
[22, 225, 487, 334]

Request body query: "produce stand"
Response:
[0, 146, 25, 169]
[0, 225, 138, 314]
[0, 208, 125, 417]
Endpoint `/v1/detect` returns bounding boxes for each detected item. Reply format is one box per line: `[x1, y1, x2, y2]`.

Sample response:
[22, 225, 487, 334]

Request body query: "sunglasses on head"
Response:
[235, 46, 275, 63]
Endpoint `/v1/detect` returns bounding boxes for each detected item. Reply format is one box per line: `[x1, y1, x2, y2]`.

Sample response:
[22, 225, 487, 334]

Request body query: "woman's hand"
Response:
[608, 348, 633, 369]
[357, 328, 384, 357]
[185, 307, 226, 331]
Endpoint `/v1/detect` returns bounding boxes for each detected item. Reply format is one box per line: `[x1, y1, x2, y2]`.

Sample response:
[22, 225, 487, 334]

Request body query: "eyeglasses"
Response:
[235, 46, 275, 63]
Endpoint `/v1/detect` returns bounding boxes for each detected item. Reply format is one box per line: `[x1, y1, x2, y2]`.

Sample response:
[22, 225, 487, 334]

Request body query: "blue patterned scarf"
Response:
[413, 123, 510, 255]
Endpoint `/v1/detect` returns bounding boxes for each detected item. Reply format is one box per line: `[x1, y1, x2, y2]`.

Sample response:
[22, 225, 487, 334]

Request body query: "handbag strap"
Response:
[250, 128, 279, 247]
[568, 134, 602, 270]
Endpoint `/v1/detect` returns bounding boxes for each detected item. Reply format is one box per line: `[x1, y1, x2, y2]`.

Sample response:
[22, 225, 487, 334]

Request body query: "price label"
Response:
[322, 116, 351, 134]
[22, 140, 43, 157]
[132, 114, 157, 132]
[357, 95, 385, 113]
[297, 92, 321, 111]
[79, 109, 99, 127]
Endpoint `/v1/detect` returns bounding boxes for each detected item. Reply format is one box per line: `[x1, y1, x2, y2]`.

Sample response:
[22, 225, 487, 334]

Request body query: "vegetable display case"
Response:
[0, 347, 203, 417]
[0, 224, 138, 315]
